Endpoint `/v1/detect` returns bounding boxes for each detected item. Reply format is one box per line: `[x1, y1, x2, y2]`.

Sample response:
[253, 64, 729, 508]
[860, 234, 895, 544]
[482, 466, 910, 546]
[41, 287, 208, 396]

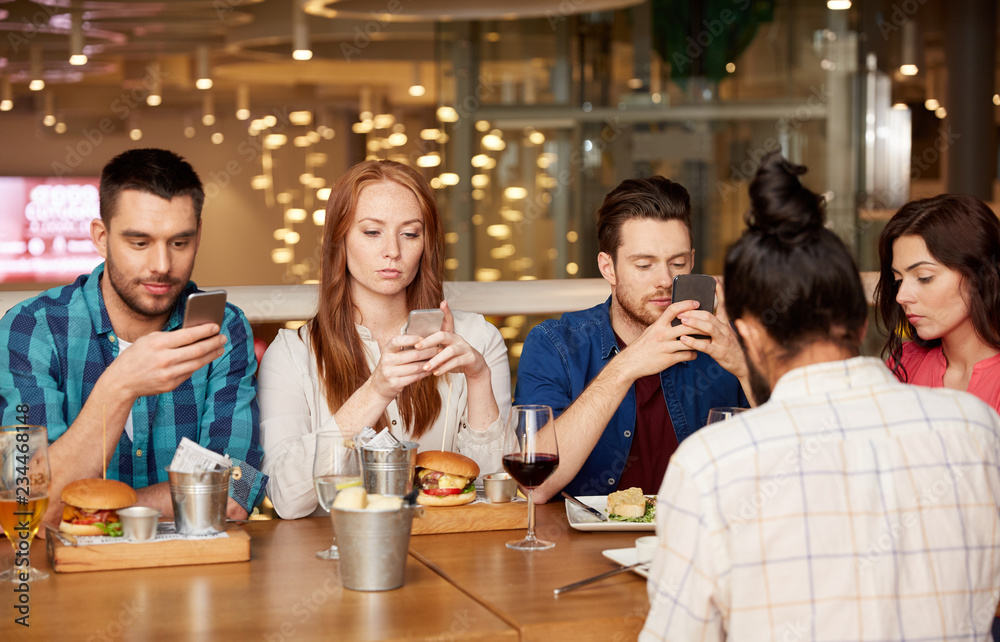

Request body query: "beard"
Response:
[104, 250, 185, 319]
[734, 328, 773, 404]
[745, 355, 772, 405]
[614, 280, 670, 331]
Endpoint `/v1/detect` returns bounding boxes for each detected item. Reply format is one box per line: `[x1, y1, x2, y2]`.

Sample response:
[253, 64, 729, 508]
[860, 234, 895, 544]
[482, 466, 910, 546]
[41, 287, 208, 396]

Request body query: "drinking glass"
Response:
[503, 405, 559, 551]
[0, 425, 51, 582]
[706, 407, 748, 424]
[312, 431, 361, 560]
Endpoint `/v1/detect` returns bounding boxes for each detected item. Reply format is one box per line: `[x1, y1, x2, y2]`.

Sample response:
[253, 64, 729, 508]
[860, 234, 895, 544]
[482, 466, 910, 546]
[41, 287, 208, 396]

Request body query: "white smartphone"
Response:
[401, 308, 445, 349]
[181, 290, 227, 329]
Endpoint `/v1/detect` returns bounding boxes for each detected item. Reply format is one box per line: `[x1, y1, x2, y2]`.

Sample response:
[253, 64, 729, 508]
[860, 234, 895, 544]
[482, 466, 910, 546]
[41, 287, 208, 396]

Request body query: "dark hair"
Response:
[874, 193, 1000, 379]
[596, 176, 692, 261]
[99, 148, 205, 224]
[724, 153, 867, 357]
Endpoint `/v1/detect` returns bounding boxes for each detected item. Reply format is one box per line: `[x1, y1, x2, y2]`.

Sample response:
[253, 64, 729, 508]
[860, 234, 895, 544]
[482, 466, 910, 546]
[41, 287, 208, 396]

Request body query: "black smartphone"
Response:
[181, 290, 227, 330]
[670, 274, 715, 341]
[401, 308, 445, 349]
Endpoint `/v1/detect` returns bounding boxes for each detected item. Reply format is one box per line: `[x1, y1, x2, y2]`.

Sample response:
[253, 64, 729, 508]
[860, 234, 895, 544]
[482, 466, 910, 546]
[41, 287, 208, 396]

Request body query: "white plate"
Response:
[602, 547, 650, 579]
[564, 495, 656, 531]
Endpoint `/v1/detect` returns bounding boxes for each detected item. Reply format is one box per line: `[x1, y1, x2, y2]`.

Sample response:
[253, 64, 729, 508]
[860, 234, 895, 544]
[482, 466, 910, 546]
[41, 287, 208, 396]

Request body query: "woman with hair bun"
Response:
[874, 193, 1000, 409]
[258, 160, 511, 519]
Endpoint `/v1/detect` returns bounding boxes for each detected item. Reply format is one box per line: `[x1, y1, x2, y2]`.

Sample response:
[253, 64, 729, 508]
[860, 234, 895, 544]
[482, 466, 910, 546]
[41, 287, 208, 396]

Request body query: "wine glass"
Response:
[312, 431, 361, 560]
[0, 425, 51, 582]
[503, 405, 559, 551]
[706, 407, 748, 425]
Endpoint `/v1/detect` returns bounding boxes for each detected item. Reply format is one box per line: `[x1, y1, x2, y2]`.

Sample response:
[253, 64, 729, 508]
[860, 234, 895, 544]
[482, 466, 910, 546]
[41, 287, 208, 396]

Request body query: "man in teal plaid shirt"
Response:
[0, 148, 266, 527]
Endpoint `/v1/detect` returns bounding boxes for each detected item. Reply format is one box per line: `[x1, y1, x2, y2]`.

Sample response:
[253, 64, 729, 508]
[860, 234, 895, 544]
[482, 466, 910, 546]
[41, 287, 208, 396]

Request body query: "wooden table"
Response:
[2, 503, 649, 640]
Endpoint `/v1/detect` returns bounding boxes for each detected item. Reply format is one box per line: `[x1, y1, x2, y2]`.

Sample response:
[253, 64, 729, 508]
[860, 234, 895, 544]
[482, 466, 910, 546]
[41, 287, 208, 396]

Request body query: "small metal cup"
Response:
[118, 506, 160, 542]
[483, 472, 517, 503]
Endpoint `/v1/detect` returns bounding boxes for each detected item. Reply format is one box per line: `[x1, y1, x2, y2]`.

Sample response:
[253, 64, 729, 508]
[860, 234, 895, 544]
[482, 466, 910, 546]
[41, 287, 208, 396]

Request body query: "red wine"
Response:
[502, 453, 559, 489]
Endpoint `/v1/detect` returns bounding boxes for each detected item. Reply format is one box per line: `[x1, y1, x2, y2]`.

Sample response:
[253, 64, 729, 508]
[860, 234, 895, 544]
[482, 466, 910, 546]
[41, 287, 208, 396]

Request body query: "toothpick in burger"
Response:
[414, 451, 480, 506]
[59, 479, 138, 536]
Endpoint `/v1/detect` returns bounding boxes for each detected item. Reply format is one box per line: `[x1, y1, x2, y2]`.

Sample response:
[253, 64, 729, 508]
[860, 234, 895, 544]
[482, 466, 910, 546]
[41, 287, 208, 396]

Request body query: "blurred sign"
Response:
[0, 177, 103, 284]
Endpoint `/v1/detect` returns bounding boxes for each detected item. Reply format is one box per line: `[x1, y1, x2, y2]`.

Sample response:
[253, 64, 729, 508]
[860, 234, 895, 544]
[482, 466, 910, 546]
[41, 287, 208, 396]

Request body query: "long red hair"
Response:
[309, 160, 445, 438]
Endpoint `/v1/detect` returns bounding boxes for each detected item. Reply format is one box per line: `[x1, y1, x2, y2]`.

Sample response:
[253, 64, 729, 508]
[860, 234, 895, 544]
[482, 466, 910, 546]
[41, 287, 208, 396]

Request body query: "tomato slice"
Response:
[422, 488, 461, 496]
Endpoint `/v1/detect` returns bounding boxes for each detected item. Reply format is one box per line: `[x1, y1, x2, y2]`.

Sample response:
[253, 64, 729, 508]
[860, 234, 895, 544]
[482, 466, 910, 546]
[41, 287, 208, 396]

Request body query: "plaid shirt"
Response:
[0, 263, 267, 511]
[641, 357, 1000, 641]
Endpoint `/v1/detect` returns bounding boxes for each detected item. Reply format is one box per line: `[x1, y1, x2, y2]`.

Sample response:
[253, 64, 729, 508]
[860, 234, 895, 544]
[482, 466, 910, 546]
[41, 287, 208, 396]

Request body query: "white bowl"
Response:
[635, 535, 658, 563]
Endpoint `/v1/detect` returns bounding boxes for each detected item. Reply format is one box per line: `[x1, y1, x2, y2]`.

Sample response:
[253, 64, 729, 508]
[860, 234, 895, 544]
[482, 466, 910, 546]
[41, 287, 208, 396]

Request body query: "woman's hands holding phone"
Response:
[415, 301, 491, 381]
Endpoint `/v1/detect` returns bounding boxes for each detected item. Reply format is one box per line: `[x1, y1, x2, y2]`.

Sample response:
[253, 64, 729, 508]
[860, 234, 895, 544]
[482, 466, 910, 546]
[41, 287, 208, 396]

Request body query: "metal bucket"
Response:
[331, 505, 421, 591]
[166, 467, 231, 535]
[360, 441, 418, 497]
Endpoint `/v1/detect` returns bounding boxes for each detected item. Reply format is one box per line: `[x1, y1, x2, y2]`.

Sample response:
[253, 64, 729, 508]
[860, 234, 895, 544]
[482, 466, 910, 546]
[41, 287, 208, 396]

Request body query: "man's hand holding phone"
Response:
[110, 323, 228, 399]
[674, 276, 749, 382]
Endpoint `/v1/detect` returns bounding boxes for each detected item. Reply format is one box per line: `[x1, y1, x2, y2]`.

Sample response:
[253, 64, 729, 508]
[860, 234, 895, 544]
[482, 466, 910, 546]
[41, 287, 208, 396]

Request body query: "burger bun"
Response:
[416, 489, 477, 507]
[61, 478, 138, 510]
[57, 521, 106, 537]
[415, 450, 480, 480]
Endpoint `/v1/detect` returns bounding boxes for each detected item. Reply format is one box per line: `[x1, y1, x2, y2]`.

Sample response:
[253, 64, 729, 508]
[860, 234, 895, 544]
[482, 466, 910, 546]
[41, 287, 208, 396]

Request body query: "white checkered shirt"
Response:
[640, 357, 1000, 642]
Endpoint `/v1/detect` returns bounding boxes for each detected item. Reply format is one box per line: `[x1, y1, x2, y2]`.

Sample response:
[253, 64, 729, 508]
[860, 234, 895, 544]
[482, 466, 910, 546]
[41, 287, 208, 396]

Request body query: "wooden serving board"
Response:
[46, 525, 250, 573]
[412, 500, 528, 535]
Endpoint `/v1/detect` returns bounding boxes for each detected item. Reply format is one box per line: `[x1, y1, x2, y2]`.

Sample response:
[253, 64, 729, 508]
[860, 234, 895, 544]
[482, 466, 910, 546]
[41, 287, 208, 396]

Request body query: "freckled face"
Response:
[892, 234, 971, 342]
[344, 180, 425, 303]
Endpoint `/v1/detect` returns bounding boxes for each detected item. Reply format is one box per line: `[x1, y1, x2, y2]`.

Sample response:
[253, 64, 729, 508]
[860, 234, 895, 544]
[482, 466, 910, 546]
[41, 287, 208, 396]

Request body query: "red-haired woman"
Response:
[259, 160, 511, 518]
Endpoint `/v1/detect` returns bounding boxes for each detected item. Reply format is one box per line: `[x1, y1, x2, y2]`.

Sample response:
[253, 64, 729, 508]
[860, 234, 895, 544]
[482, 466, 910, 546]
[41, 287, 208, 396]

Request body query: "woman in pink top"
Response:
[874, 193, 1000, 410]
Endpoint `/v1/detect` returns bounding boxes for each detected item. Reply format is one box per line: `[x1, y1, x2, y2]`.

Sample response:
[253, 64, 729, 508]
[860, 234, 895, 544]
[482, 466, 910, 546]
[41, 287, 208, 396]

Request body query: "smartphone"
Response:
[181, 290, 227, 330]
[670, 274, 715, 341]
[401, 308, 445, 349]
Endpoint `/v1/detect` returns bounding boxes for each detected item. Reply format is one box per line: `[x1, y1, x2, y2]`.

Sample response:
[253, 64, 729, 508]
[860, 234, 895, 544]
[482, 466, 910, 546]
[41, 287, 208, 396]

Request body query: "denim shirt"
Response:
[514, 297, 748, 497]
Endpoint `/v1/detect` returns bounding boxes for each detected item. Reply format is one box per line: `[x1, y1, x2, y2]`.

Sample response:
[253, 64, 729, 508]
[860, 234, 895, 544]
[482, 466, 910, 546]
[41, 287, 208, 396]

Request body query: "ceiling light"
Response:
[935, 106, 947, 119]
[263, 134, 287, 149]
[481, 134, 505, 151]
[54, 121, 66, 134]
[437, 106, 458, 123]
[899, 21, 919, 76]
[146, 62, 162, 106]
[287, 208, 307, 222]
[195, 46, 212, 90]
[271, 248, 293, 264]
[236, 84, 250, 120]
[373, 113, 395, 129]
[29, 47, 44, 91]
[211, 132, 224, 144]
[42, 91, 54, 126]
[993, 94, 1000, 106]
[924, 98, 939, 111]
[420, 128, 441, 140]
[69, 13, 87, 66]
[292, 1, 312, 61]
[313, 209, 326, 225]
[1, 76, 11, 111]
[289, 110, 312, 126]
[504, 187, 528, 199]
[408, 63, 425, 97]
[417, 153, 441, 168]
[387, 132, 407, 146]
[317, 188, 332, 200]
[202, 91, 215, 126]
[439, 173, 459, 186]
[827, 1, 851, 9]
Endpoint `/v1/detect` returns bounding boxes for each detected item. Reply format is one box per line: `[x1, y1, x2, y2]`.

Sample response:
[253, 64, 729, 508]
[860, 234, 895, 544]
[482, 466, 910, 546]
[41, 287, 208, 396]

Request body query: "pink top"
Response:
[897, 342, 1000, 412]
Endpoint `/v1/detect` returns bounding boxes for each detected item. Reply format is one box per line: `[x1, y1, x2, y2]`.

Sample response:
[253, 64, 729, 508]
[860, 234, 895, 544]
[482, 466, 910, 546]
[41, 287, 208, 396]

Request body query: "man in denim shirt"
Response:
[516, 177, 751, 502]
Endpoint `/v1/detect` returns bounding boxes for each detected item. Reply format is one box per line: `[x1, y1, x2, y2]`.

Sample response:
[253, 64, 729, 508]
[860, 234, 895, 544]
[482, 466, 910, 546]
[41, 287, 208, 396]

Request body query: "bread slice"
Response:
[607, 487, 647, 518]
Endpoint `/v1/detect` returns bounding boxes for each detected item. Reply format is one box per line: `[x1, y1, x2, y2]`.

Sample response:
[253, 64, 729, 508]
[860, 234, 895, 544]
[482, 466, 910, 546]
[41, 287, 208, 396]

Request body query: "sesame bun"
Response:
[61, 478, 138, 510]
[415, 450, 480, 480]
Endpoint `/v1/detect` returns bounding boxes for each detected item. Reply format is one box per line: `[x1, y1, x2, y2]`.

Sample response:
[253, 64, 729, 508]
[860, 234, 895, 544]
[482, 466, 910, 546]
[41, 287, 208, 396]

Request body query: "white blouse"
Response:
[258, 309, 513, 519]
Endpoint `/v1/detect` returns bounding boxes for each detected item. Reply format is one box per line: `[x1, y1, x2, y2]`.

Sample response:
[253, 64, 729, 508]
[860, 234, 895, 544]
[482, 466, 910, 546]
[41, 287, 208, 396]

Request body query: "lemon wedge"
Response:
[336, 479, 362, 491]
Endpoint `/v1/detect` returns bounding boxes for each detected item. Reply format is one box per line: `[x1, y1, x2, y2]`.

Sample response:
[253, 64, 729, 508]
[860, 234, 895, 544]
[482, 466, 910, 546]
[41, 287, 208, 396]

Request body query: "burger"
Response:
[59, 478, 138, 536]
[414, 451, 480, 507]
